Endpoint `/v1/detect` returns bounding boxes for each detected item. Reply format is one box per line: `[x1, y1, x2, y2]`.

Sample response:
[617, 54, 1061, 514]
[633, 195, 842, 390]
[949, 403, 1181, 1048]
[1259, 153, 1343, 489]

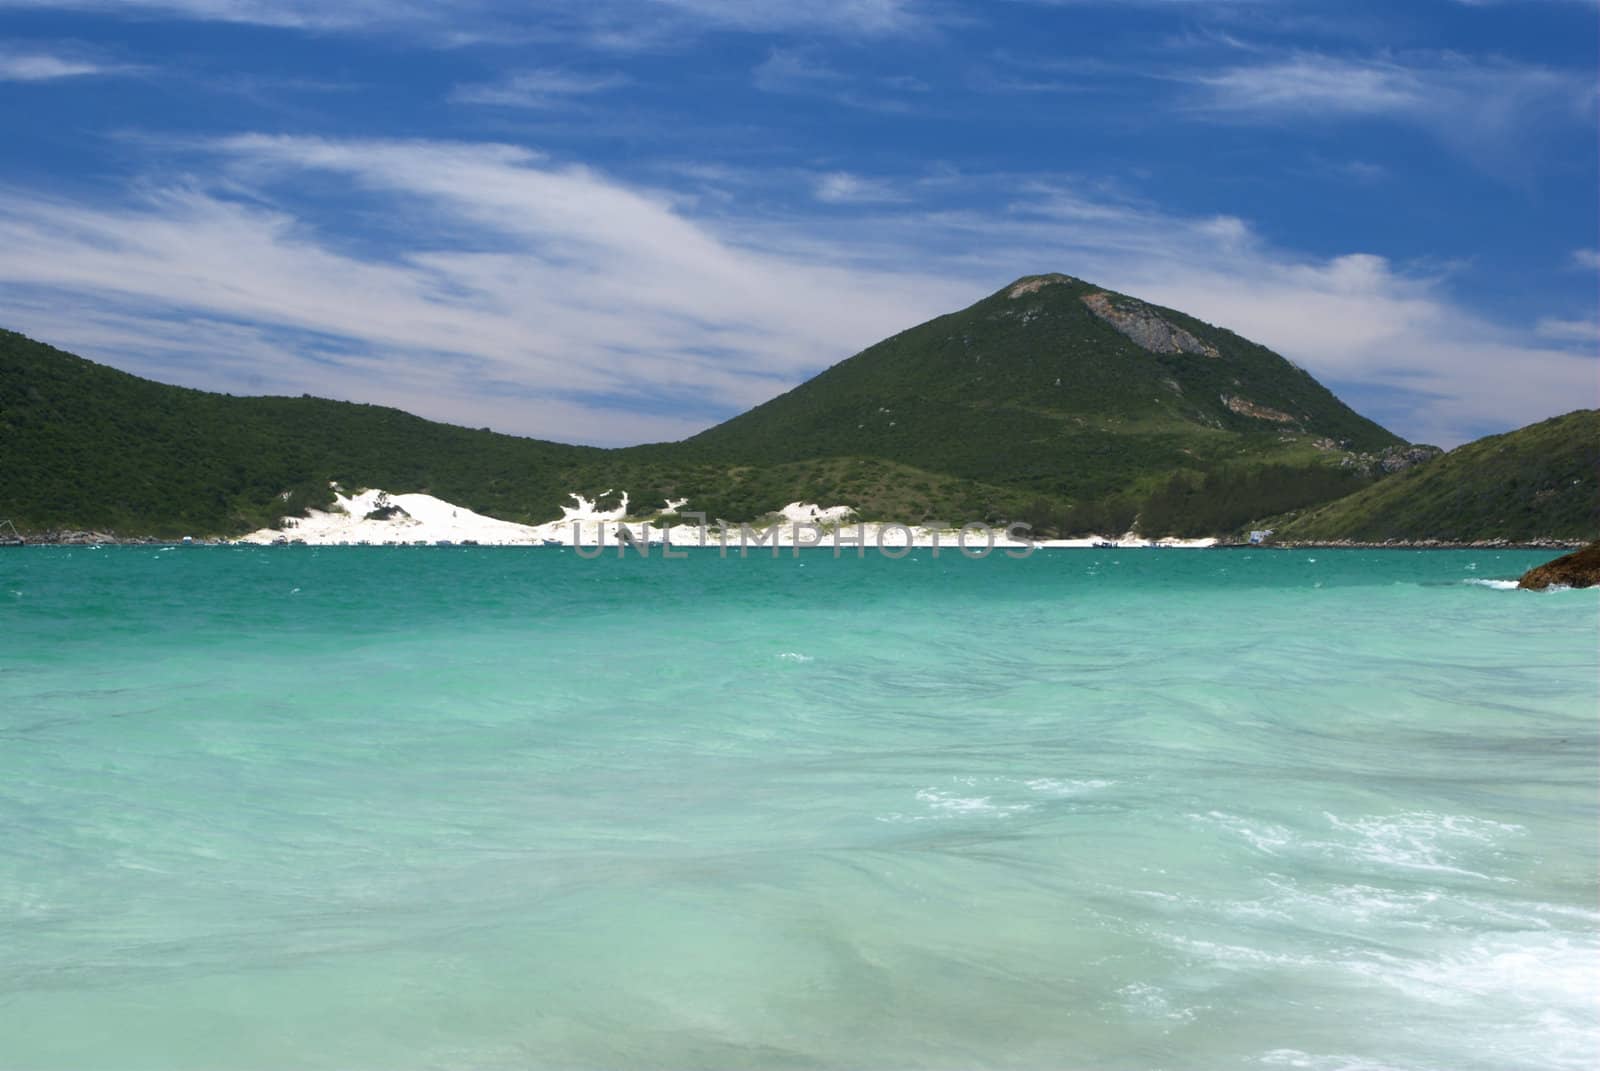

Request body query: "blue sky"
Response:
[0, 0, 1595, 448]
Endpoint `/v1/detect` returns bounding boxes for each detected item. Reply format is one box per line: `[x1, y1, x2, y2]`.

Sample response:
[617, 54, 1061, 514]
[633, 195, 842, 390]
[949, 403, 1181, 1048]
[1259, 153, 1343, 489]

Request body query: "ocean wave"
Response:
[913, 787, 1032, 817]
[877, 777, 1085, 823]
[1172, 935, 1323, 969]
[1192, 810, 1523, 881]
[1146, 840, 1600, 1071]
[1322, 812, 1522, 881]
[1024, 777, 1117, 796]
[1343, 933, 1600, 1070]
[1116, 981, 1199, 1024]
[1349, 932, 1598, 1006]
[1214, 881, 1444, 928]
[1190, 811, 1295, 854]
[1259, 1049, 1436, 1071]
[1464, 577, 1587, 592]
[1171, 921, 1600, 1071]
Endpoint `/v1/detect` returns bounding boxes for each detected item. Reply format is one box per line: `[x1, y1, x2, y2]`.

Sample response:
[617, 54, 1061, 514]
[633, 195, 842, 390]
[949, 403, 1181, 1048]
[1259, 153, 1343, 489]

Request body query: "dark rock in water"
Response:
[1518, 541, 1600, 590]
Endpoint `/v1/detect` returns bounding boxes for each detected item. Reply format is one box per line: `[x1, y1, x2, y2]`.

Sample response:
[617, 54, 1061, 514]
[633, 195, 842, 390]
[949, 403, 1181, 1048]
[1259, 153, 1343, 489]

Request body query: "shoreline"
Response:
[9, 536, 1587, 551]
[10, 486, 1588, 552]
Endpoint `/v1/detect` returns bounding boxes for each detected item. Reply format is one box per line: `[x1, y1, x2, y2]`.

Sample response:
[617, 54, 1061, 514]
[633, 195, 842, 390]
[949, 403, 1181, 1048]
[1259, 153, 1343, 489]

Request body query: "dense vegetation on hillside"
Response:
[2, 274, 1476, 539]
[1273, 410, 1600, 542]
[1, 329, 588, 534]
[0, 329, 1053, 535]
[676, 273, 1415, 533]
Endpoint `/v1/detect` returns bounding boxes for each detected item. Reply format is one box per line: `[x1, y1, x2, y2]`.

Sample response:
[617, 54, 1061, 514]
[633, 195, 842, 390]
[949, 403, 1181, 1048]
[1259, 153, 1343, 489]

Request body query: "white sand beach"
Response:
[236, 486, 1217, 550]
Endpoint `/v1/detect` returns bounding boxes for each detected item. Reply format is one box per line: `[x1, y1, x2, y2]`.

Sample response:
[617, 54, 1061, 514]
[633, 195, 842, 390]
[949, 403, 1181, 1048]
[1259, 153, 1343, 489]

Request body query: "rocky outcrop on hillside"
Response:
[1377, 445, 1442, 473]
[1517, 541, 1600, 589]
[1336, 443, 1443, 476]
[1081, 292, 1220, 358]
[1221, 394, 1296, 423]
[41, 529, 120, 545]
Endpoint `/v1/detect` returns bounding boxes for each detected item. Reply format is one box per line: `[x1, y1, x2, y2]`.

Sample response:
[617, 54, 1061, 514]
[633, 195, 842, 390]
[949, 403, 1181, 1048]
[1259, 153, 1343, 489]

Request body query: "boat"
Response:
[0, 520, 23, 547]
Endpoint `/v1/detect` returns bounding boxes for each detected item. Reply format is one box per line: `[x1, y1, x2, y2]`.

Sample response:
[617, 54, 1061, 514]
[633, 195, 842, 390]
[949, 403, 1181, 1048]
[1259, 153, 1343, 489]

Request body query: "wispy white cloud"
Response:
[0, 135, 1590, 449]
[0, 0, 420, 30]
[1328, 159, 1387, 183]
[0, 137, 972, 444]
[752, 47, 922, 111]
[751, 47, 848, 92]
[1573, 248, 1600, 270]
[1185, 51, 1597, 173]
[0, 46, 121, 81]
[1535, 315, 1599, 342]
[647, 0, 921, 34]
[0, 0, 928, 38]
[813, 171, 907, 203]
[1194, 54, 1429, 115]
[1452, 0, 1600, 7]
[451, 69, 630, 108]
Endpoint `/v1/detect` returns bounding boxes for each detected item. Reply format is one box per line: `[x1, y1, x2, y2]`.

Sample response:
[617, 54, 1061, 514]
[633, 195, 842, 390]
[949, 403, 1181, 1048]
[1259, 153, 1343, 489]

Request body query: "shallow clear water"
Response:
[1, 546, 1595, 1070]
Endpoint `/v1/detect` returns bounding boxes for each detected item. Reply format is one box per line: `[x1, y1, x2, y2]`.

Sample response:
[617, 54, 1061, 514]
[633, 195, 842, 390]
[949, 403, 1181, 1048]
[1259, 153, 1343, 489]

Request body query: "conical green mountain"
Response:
[1, 274, 1457, 538]
[683, 273, 1405, 504]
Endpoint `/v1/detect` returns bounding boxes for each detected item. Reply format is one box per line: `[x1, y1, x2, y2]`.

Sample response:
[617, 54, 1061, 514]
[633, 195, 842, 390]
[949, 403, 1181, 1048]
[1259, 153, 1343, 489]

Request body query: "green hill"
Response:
[682, 273, 1415, 532]
[1273, 409, 1600, 543]
[686, 274, 1402, 488]
[3, 274, 1432, 538]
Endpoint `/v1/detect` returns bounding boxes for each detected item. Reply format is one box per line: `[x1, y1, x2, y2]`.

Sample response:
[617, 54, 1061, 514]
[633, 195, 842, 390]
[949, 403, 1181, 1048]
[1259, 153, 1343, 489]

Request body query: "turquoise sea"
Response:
[1, 547, 1595, 1071]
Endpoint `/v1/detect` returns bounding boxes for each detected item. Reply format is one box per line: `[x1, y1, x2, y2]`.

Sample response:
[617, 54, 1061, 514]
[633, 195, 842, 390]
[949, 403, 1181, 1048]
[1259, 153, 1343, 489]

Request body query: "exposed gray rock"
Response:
[1377, 445, 1442, 474]
[1336, 444, 1444, 477]
[1081, 291, 1220, 358]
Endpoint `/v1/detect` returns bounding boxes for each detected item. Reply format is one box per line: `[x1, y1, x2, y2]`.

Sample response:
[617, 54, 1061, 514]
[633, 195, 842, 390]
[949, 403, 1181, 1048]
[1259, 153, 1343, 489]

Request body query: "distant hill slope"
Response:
[0, 329, 602, 534]
[1274, 410, 1600, 542]
[0, 328, 1048, 535]
[3, 275, 1421, 537]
